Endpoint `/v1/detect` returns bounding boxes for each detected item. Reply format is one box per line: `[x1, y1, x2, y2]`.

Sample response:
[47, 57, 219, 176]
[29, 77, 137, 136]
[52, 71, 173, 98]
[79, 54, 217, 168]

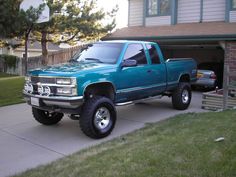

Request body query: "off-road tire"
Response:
[172, 82, 191, 110]
[32, 107, 63, 125]
[80, 96, 116, 139]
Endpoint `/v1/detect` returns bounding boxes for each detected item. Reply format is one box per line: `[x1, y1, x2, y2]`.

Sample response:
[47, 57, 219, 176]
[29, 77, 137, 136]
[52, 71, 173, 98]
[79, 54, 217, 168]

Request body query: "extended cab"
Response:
[23, 40, 197, 139]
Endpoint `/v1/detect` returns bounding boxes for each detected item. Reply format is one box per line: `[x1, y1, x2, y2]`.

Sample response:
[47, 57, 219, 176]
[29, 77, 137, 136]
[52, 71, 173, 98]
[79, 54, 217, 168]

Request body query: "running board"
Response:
[116, 95, 162, 106]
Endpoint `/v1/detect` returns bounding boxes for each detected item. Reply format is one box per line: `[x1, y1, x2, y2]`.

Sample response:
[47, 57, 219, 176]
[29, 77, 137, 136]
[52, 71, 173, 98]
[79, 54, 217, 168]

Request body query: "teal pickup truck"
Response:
[23, 40, 197, 139]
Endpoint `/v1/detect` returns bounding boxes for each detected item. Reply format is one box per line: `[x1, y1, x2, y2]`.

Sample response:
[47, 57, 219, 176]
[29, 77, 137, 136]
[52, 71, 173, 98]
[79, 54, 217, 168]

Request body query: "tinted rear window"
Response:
[146, 44, 160, 64]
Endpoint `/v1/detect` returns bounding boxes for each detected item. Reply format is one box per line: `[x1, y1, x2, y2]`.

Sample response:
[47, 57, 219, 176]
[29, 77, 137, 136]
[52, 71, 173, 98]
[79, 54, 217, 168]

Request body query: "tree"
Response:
[0, 0, 24, 48]
[0, 0, 117, 66]
[0, 0, 44, 47]
[0, 0, 21, 38]
[0, 0, 45, 74]
[32, 0, 117, 65]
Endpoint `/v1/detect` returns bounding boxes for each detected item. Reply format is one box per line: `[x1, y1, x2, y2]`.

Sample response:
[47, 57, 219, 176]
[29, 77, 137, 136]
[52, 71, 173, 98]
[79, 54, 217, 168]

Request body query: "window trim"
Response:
[146, 0, 171, 17]
[231, 0, 236, 10]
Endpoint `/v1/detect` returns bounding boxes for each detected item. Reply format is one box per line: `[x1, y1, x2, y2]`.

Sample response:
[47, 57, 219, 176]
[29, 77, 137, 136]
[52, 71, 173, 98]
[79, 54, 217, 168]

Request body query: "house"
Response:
[104, 0, 236, 86]
[0, 40, 61, 58]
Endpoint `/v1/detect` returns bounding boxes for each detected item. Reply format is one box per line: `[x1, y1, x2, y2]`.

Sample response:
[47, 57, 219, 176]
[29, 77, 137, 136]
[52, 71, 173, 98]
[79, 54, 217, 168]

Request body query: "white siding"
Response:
[177, 0, 201, 23]
[129, 0, 143, 26]
[230, 11, 236, 22]
[145, 16, 171, 26]
[202, 0, 225, 22]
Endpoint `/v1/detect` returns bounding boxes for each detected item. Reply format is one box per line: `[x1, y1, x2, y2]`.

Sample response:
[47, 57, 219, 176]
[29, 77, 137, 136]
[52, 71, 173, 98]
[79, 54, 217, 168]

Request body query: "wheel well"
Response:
[84, 83, 115, 101]
[179, 74, 190, 82]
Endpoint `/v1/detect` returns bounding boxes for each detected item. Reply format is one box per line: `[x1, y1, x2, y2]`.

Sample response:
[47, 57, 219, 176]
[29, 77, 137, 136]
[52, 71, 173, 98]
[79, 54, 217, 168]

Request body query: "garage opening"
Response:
[160, 43, 224, 88]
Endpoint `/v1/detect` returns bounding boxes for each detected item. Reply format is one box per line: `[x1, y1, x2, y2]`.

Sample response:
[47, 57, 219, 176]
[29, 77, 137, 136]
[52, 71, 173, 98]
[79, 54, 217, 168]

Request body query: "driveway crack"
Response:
[0, 128, 66, 157]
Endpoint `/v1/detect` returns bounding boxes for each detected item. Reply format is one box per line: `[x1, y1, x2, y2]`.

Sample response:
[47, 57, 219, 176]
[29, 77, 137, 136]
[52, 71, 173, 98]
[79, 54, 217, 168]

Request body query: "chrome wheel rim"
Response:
[94, 107, 111, 130]
[182, 89, 189, 104]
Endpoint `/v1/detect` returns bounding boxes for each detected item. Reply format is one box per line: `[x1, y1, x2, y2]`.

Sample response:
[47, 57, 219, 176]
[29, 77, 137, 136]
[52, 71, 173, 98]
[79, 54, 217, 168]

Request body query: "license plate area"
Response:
[197, 73, 203, 79]
[31, 97, 40, 106]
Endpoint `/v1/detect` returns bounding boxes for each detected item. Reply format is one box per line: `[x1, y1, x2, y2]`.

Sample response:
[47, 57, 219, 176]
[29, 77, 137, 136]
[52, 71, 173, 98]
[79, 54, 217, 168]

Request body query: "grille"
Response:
[31, 76, 56, 84]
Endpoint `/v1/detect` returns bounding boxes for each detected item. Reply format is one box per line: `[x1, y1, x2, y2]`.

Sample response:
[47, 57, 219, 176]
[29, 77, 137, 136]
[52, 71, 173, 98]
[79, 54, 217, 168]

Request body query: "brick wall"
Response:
[224, 41, 236, 82]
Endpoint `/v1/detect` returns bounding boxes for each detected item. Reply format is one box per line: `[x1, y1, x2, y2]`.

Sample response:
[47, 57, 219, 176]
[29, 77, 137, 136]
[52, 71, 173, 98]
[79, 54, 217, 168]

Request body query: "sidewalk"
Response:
[0, 92, 206, 177]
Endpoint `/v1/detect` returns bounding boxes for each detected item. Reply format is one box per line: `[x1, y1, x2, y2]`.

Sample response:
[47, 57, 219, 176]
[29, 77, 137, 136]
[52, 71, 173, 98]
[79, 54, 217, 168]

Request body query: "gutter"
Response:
[103, 34, 236, 42]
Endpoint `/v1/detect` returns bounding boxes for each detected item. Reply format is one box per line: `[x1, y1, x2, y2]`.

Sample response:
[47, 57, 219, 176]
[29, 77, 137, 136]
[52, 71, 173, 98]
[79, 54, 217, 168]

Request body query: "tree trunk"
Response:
[41, 31, 48, 66]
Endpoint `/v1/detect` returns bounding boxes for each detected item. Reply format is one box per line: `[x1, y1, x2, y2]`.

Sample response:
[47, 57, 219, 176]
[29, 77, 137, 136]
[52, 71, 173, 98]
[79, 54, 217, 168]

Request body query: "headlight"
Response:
[24, 83, 34, 93]
[56, 87, 77, 96]
[56, 78, 76, 85]
[25, 76, 31, 82]
[38, 85, 51, 96]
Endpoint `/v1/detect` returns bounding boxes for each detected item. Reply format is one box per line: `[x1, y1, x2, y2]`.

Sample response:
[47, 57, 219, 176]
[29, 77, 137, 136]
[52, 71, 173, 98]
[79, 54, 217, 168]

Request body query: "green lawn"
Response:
[0, 72, 17, 78]
[13, 110, 236, 177]
[0, 77, 25, 107]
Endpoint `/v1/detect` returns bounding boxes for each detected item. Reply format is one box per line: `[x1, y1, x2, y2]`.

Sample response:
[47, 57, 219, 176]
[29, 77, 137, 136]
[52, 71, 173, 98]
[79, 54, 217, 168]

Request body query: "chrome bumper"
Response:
[23, 92, 84, 110]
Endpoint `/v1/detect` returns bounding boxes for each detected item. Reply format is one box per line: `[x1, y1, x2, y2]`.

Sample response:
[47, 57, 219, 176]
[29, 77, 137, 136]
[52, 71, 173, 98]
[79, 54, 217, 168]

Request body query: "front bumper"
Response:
[23, 92, 84, 114]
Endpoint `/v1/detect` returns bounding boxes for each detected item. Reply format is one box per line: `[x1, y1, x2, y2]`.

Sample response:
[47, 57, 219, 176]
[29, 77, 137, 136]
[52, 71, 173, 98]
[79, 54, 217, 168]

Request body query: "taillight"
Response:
[210, 73, 217, 79]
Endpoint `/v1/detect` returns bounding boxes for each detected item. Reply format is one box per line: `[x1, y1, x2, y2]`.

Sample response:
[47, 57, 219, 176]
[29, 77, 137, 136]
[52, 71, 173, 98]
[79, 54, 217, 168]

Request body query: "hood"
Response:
[29, 62, 116, 77]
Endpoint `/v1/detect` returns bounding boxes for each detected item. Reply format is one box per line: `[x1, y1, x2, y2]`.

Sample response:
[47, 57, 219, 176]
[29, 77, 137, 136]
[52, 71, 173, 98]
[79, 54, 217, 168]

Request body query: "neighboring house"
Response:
[0, 40, 61, 58]
[104, 0, 236, 85]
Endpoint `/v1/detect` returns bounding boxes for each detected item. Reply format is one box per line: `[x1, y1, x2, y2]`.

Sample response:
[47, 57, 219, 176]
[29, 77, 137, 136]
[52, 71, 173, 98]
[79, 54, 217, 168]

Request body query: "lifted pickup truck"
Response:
[23, 40, 197, 139]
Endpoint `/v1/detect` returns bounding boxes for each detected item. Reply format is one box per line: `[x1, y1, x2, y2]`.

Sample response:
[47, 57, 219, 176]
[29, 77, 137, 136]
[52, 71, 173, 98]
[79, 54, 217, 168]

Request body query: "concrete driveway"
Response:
[0, 92, 206, 177]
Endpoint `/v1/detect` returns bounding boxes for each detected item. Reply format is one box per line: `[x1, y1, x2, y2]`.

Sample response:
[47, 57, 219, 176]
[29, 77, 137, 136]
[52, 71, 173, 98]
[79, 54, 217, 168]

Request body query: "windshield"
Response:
[70, 43, 124, 64]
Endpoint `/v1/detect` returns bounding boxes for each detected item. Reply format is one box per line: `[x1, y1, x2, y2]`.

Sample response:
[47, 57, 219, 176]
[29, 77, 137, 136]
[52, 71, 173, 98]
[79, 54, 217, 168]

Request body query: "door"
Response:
[145, 44, 167, 95]
[116, 43, 153, 102]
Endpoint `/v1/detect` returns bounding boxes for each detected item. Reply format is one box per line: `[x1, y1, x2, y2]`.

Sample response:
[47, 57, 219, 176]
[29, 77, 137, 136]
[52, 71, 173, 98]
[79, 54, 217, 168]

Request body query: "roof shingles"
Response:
[104, 22, 236, 41]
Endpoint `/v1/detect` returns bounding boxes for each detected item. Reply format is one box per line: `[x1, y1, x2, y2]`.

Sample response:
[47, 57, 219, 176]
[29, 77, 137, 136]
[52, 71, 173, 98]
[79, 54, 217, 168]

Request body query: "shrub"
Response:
[0, 54, 18, 70]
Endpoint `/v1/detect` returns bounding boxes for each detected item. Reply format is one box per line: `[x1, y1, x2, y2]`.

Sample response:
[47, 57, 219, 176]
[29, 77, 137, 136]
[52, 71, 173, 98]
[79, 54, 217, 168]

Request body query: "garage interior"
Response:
[160, 42, 224, 88]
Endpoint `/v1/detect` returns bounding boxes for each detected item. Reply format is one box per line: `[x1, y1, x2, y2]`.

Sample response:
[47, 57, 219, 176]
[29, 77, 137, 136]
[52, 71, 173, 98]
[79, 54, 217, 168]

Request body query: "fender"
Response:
[82, 81, 116, 97]
[178, 73, 191, 83]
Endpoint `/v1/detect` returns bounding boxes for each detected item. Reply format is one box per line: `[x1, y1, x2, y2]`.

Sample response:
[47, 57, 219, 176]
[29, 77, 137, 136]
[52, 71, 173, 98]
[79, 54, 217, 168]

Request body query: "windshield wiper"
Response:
[85, 58, 103, 63]
[69, 58, 78, 62]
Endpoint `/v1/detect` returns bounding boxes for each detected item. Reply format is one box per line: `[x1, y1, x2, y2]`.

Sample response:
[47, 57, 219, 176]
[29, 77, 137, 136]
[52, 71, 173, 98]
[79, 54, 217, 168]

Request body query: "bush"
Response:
[0, 54, 18, 70]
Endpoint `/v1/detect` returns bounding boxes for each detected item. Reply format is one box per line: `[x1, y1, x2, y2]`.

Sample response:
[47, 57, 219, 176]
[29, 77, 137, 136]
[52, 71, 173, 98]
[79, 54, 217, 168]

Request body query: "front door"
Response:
[116, 43, 153, 102]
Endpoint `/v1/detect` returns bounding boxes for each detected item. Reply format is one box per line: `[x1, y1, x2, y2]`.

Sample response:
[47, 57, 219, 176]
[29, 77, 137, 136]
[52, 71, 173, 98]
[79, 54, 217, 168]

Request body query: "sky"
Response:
[97, 0, 128, 29]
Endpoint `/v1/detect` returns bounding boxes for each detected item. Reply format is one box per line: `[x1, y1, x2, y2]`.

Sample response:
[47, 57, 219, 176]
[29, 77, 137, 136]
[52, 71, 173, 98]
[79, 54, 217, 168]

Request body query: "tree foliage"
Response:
[34, 0, 117, 65]
[0, 0, 22, 39]
[0, 0, 45, 47]
[33, 0, 117, 43]
[0, 0, 117, 65]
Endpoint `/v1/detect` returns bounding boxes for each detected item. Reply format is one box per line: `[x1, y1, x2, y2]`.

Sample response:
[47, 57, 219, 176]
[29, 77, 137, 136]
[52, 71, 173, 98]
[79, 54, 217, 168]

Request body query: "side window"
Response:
[146, 44, 160, 64]
[124, 44, 147, 65]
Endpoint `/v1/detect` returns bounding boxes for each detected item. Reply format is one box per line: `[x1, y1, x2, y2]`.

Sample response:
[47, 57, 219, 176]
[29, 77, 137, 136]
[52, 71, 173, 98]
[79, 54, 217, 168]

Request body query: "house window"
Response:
[232, 0, 236, 10]
[148, 0, 158, 16]
[147, 0, 171, 17]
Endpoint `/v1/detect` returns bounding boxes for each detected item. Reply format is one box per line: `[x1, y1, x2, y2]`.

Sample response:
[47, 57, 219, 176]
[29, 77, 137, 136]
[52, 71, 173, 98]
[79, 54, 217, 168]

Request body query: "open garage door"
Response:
[160, 43, 224, 88]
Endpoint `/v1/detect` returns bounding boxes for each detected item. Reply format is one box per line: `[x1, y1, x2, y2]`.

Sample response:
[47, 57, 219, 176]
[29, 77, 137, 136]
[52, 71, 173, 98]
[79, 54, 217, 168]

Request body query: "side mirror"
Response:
[121, 60, 137, 68]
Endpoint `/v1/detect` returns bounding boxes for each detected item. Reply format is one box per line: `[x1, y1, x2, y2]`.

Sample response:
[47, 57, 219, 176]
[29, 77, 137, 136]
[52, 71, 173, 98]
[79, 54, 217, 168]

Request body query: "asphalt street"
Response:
[0, 92, 206, 177]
